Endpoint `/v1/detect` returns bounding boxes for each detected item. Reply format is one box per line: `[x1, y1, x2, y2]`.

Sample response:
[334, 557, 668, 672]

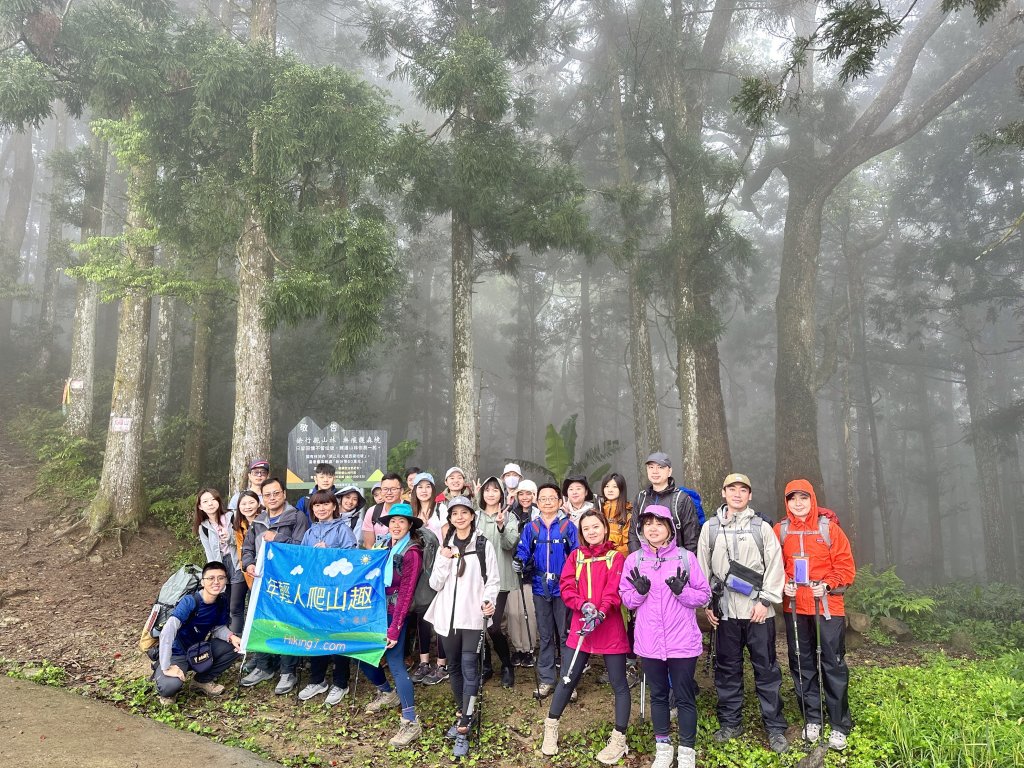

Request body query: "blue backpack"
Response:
[680, 487, 705, 525]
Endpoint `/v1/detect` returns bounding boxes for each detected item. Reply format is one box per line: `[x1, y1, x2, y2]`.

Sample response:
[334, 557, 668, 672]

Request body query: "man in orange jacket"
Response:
[776, 479, 856, 752]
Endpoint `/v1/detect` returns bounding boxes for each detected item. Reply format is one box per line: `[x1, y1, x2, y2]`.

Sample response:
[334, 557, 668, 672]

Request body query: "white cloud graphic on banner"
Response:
[324, 558, 354, 577]
[366, 568, 381, 580]
[290, 565, 304, 576]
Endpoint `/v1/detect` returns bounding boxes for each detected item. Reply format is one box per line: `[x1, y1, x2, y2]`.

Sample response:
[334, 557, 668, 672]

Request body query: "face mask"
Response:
[505, 476, 520, 490]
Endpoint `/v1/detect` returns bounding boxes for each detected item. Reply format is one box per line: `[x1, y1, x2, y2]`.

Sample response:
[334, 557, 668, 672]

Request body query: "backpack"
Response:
[442, 528, 491, 584]
[573, 549, 616, 581]
[139, 564, 203, 651]
[370, 502, 386, 527]
[528, 517, 574, 565]
[705, 512, 773, 565]
[778, 510, 839, 550]
[411, 529, 441, 611]
[680, 487, 706, 525]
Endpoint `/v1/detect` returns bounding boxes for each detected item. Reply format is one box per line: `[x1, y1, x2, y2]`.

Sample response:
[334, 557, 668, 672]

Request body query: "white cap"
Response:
[444, 466, 466, 481]
[517, 480, 537, 494]
[502, 462, 523, 477]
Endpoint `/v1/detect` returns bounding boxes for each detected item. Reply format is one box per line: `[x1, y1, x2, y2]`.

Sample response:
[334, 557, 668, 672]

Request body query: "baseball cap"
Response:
[722, 473, 752, 490]
[517, 480, 538, 495]
[502, 462, 523, 477]
[645, 452, 671, 468]
[249, 459, 270, 471]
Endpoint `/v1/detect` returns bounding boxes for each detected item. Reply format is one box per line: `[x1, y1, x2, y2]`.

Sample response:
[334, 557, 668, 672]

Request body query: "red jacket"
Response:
[774, 479, 856, 617]
[559, 541, 629, 654]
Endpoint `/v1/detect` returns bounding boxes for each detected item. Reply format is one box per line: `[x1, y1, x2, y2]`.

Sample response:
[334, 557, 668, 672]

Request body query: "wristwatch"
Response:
[756, 597, 772, 607]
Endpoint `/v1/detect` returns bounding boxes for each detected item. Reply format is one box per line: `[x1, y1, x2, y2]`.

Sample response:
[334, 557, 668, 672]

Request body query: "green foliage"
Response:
[851, 654, 1024, 767]
[387, 440, 419, 476]
[0, 52, 54, 129]
[5, 659, 69, 687]
[514, 414, 620, 487]
[845, 566, 935, 620]
[905, 581, 1024, 656]
[8, 407, 100, 504]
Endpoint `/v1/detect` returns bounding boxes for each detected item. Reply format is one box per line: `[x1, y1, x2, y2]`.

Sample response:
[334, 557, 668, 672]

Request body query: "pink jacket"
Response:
[559, 541, 629, 654]
[620, 508, 710, 660]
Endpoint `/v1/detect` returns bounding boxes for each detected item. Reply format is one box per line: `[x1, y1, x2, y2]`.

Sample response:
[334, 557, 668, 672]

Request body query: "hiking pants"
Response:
[534, 594, 568, 685]
[228, 574, 249, 635]
[486, 591, 513, 670]
[440, 629, 483, 717]
[408, 606, 444, 661]
[358, 617, 414, 710]
[643, 656, 698, 747]
[506, 586, 536, 653]
[550, 651, 630, 731]
[155, 638, 236, 698]
[714, 617, 787, 732]
[784, 611, 853, 733]
[309, 655, 350, 689]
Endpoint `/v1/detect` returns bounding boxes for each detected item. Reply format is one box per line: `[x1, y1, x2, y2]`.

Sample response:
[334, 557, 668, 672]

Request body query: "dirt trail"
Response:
[0, 676, 280, 767]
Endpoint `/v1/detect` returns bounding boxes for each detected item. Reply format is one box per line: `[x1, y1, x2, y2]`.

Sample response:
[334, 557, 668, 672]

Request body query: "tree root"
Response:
[50, 517, 87, 544]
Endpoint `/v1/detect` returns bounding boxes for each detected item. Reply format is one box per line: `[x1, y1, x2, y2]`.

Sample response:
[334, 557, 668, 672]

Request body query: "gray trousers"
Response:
[533, 594, 568, 685]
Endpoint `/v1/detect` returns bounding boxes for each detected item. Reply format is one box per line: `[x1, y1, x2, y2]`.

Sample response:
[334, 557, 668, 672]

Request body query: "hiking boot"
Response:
[768, 731, 789, 754]
[157, 695, 176, 706]
[512, 651, 524, 667]
[596, 729, 628, 765]
[325, 685, 348, 706]
[298, 682, 329, 701]
[453, 730, 471, 758]
[533, 682, 554, 699]
[410, 661, 433, 684]
[389, 717, 422, 748]
[650, 742, 674, 768]
[365, 688, 399, 714]
[501, 666, 515, 688]
[677, 745, 696, 768]
[541, 717, 560, 756]
[802, 723, 822, 742]
[240, 668, 274, 687]
[274, 673, 297, 695]
[444, 717, 461, 740]
[625, 663, 640, 689]
[714, 724, 745, 742]
[521, 651, 536, 668]
[828, 730, 848, 751]
[569, 689, 578, 703]
[192, 680, 225, 697]
[423, 664, 449, 685]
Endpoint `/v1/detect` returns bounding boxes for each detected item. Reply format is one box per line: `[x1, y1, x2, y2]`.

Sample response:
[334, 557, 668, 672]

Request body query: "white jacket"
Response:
[198, 512, 236, 569]
[425, 528, 500, 635]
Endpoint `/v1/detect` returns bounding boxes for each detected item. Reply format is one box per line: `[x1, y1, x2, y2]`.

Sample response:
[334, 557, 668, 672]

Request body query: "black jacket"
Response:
[628, 477, 700, 554]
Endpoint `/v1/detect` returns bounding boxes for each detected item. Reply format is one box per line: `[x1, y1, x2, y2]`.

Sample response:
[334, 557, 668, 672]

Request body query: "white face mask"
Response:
[504, 475, 520, 490]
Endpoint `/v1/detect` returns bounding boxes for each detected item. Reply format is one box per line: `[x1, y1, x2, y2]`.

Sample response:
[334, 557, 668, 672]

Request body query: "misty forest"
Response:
[2, 1, 1024, 767]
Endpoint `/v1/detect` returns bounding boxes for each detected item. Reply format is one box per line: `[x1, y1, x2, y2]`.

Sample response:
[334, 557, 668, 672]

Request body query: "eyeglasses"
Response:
[537, 495, 560, 503]
[250, 468, 269, 475]
[203, 575, 227, 583]
[381, 486, 402, 494]
[262, 490, 283, 498]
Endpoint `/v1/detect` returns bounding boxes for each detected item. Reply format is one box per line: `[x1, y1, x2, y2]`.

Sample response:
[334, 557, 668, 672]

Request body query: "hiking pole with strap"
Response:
[639, 672, 646, 720]
[790, 586, 809, 736]
[561, 603, 600, 685]
[518, 579, 541, 704]
[465, 602, 491, 745]
[813, 594, 826, 746]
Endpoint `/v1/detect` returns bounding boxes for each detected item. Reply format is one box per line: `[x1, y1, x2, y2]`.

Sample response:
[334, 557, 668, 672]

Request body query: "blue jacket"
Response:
[300, 517, 357, 549]
[167, 593, 229, 657]
[515, 513, 578, 597]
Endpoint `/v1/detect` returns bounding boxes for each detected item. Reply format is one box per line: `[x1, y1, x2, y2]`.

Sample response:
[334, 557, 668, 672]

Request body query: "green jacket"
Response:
[475, 508, 520, 591]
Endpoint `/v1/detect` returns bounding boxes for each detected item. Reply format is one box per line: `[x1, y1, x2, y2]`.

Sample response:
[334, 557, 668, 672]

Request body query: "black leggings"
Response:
[441, 629, 483, 723]
[550, 651, 630, 732]
[643, 656, 698, 747]
[409, 607, 442, 660]
[229, 578, 249, 635]
[485, 591, 513, 669]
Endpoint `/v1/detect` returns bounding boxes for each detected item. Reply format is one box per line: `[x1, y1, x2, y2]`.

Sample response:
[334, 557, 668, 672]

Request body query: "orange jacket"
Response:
[235, 525, 254, 589]
[602, 500, 632, 557]
[774, 479, 855, 617]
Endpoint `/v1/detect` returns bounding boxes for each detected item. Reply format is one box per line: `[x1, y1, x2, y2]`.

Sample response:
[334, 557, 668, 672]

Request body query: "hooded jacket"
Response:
[476, 476, 520, 591]
[629, 477, 701, 554]
[697, 503, 785, 620]
[559, 540, 629, 654]
[240, 504, 309, 571]
[620, 505, 711, 660]
[199, 510, 236, 569]
[334, 485, 366, 532]
[425, 526, 501, 634]
[774, 479, 856, 617]
[601, 499, 632, 557]
[300, 516, 358, 550]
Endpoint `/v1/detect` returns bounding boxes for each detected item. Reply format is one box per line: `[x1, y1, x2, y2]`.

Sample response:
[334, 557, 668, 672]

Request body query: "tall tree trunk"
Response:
[579, 260, 597, 448]
[914, 370, 945, 583]
[145, 294, 175, 434]
[65, 136, 107, 439]
[181, 261, 217, 485]
[0, 129, 36, 347]
[693, 289, 732, 498]
[37, 107, 69, 372]
[85, 172, 153, 536]
[228, 0, 277, 495]
[837, 362, 858, 550]
[451, 207, 477, 480]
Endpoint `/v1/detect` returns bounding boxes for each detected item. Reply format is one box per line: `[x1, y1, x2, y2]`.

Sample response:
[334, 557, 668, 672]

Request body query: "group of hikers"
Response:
[155, 452, 856, 767]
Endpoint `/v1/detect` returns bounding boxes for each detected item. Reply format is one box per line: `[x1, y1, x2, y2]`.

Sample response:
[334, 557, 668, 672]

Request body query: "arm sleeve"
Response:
[696, 523, 712, 581]
[499, 517, 519, 551]
[599, 553, 625, 615]
[388, 547, 421, 641]
[240, 527, 257, 570]
[825, 522, 857, 589]
[618, 553, 647, 610]
[482, 541, 501, 607]
[211, 625, 232, 642]
[760, 520, 786, 604]
[361, 507, 376, 548]
[627, 494, 642, 553]
[559, 554, 583, 612]
[158, 616, 181, 671]
[286, 514, 309, 544]
[678, 550, 712, 609]
[515, 525, 531, 563]
[428, 548, 454, 592]
[676, 495, 700, 553]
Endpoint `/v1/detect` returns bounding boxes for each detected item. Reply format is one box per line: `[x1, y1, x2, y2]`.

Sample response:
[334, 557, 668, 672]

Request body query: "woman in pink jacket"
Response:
[541, 509, 631, 764]
[620, 505, 711, 768]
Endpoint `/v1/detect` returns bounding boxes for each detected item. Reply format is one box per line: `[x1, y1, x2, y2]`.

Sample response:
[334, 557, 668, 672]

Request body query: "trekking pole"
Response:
[561, 604, 598, 685]
[519, 584, 541, 704]
[813, 594, 826, 745]
[790, 587, 809, 735]
[466, 602, 491, 745]
[639, 672, 646, 720]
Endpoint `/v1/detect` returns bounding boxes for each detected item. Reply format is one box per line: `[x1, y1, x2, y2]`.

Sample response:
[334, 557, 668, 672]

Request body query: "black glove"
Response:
[666, 566, 690, 596]
[627, 566, 651, 595]
[513, 557, 535, 580]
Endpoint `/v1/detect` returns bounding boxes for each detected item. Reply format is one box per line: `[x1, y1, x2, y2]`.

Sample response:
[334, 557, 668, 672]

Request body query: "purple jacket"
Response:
[620, 506, 711, 660]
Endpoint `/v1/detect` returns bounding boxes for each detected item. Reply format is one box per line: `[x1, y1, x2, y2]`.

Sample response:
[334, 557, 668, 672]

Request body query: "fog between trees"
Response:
[1, 0, 1023, 586]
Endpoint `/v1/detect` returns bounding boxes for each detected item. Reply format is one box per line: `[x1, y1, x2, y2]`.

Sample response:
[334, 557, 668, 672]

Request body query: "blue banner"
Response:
[241, 542, 388, 665]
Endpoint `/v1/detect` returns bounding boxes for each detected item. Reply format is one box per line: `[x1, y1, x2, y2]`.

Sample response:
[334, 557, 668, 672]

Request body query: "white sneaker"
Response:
[325, 685, 348, 706]
[677, 745, 696, 768]
[802, 723, 821, 741]
[298, 682, 329, 701]
[828, 730, 848, 751]
[274, 673, 297, 695]
[649, 742, 674, 768]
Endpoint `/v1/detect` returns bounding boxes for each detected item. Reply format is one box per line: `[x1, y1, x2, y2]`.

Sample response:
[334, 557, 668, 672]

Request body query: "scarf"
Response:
[384, 533, 412, 588]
